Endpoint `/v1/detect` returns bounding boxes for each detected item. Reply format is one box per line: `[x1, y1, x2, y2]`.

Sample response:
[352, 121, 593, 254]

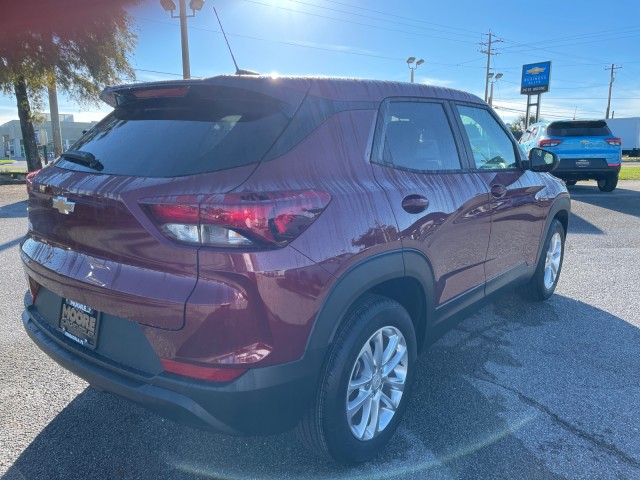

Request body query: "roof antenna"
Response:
[213, 7, 258, 76]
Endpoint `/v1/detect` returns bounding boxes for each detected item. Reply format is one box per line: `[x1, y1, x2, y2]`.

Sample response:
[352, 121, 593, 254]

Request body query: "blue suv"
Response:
[519, 120, 622, 191]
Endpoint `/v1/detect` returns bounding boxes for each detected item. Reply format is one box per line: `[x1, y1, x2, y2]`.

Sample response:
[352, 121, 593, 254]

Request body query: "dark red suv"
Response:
[21, 75, 569, 463]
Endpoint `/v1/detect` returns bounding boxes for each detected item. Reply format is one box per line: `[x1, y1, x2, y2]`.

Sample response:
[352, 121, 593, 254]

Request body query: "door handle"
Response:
[402, 194, 429, 214]
[490, 184, 507, 199]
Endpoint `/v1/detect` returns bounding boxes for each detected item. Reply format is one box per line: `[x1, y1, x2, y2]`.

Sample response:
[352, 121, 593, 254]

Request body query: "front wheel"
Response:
[523, 219, 565, 301]
[597, 175, 618, 192]
[297, 294, 417, 464]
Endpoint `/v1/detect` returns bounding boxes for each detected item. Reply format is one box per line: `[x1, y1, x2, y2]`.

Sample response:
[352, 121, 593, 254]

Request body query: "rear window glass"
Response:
[547, 121, 612, 137]
[54, 86, 293, 177]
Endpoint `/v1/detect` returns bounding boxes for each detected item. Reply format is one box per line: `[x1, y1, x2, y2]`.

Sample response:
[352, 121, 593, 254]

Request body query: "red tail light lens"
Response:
[538, 138, 563, 147]
[605, 137, 622, 146]
[27, 276, 41, 303]
[142, 190, 331, 248]
[25, 169, 40, 193]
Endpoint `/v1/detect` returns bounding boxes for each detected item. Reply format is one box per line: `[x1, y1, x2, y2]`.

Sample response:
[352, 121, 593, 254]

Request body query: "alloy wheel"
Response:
[346, 326, 408, 441]
[544, 232, 562, 290]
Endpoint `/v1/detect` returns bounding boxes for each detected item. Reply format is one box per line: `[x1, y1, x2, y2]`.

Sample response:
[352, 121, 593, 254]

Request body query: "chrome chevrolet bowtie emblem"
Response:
[52, 196, 75, 215]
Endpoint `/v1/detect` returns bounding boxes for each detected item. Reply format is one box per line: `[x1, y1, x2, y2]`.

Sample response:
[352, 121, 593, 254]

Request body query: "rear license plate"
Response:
[59, 298, 100, 349]
[575, 159, 591, 167]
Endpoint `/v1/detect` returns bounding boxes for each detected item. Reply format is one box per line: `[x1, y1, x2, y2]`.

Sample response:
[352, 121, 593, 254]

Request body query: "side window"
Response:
[531, 126, 539, 139]
[519, 129, 531, 144]
[456, 105, 518, 170]
[378, 101, 462, 171]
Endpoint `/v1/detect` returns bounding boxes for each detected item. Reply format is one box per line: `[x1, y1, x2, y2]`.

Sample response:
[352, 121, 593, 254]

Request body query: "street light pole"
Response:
[406, 57, 425, 84]
[160, 0, 205, 80]
[179, 0, 191, 79]
[488, 72, 503, 107]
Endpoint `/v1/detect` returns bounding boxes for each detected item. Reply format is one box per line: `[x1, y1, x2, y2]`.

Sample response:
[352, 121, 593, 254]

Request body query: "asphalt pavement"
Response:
[1, 181, 639, 479]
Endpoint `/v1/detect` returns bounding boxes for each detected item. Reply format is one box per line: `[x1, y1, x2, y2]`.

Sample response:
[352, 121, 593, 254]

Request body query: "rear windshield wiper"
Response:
[60, 150, 104, 171]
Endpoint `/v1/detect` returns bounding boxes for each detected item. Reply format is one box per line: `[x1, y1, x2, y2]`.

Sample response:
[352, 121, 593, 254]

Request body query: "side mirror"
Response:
[529, 148, 559, 172]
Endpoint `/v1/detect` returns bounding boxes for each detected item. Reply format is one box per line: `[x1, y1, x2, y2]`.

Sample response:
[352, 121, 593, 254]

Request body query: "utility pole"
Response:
[48, 82, 63, 158]
[605, 64, 622, 119]
[480, 31, 502, 102]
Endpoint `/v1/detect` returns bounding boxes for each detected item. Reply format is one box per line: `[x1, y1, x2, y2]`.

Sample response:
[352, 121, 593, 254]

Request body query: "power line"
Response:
[138, 17, 406, 62]
[135, 68, 186, 78]
[317, 0, 484, 36]
[242, 0, 479, 44]
[137, 16, 488, 68]
[273, 0, 481, 39]
[500, 25, 640, 51]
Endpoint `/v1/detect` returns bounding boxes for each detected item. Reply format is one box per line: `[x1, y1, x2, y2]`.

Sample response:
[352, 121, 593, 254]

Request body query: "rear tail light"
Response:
[605, 137, 622, 146]
[538, 138, 563, 147]
[27, 276, 41, 303]
[142, 190, 331, 248]
[25, 169, 40, 193]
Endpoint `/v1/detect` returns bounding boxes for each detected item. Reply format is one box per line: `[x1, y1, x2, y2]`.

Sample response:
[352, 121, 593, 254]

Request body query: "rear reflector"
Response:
[160, 359, 247, 382]
[538, 138, 563, 147]
[27, 276, 40, 303]
[142, 190, 331, 248]
[605, 137, 622, 146]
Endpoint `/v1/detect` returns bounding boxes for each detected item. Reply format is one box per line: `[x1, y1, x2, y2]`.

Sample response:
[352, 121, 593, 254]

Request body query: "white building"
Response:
[1, 114, 99, 159]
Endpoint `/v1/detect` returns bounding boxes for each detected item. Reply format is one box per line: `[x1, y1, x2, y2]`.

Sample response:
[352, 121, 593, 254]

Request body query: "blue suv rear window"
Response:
[547, 121, 612, 137]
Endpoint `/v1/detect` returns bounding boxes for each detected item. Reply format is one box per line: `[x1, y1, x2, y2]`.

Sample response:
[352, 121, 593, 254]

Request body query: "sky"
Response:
[2, 0, 640, 126]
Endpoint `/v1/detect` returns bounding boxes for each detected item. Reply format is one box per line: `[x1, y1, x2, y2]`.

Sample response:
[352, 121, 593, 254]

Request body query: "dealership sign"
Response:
[521, 61, 551, 94]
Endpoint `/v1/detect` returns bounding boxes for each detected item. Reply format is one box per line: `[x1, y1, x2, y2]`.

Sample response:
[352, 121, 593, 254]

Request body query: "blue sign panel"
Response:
[521, 61, 551, 94]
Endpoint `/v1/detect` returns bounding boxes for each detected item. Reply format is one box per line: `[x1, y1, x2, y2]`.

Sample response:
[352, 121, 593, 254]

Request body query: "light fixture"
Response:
[406, 57, 416, 65]
[416, 59, 425, 66]
[160, 0, 176, 12]
[488, 72, 503, 107]
[189, 0, 205, 11]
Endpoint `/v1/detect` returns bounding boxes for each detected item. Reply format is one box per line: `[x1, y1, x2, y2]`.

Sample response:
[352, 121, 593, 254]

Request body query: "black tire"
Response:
[597, 175, 618, 192]
[523, 219, 565, 301]
[565, 180, 577, 186]
[296, 293, 417, 464]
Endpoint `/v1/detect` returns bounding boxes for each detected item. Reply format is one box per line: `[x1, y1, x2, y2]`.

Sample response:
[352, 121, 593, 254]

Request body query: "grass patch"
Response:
[620, 166, 640, 180]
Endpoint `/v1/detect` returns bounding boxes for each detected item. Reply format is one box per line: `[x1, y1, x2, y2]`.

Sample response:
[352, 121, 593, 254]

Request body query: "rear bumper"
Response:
[22, 295, 324, 435]
[553, 160, 620, 181]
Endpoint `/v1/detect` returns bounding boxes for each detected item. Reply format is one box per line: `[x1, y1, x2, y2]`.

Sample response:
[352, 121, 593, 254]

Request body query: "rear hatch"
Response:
[23, 77, 308, 330]
[543, 120, 621, 168]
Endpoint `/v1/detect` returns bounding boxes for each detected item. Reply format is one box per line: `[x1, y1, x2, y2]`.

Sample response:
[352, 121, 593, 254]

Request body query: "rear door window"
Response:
[55, 86, 293, 177]
[374, 100, 462, 172]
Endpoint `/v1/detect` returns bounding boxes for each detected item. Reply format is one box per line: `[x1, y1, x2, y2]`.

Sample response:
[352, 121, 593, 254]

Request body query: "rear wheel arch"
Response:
[534, 196, 570, 267]
[554, 207, 569, 238]
[306, 251, 435, 355]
